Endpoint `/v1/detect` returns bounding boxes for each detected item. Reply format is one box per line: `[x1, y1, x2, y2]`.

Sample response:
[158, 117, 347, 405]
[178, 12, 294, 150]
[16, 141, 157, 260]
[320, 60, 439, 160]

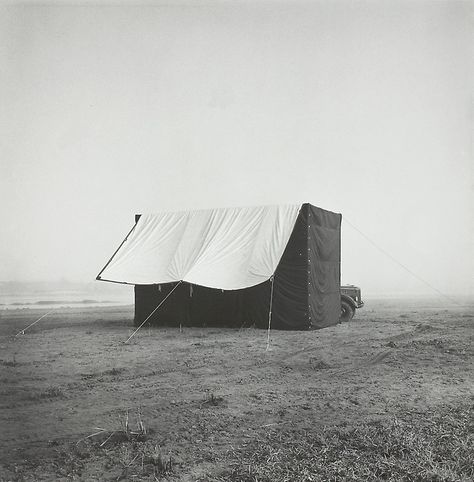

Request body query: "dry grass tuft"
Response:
[201, 389, 226, 408]
[112, 444, 173, 480]
[142, 445, 173, 477]
[77, 409, 148, 448]
[308, 357, 331, 369]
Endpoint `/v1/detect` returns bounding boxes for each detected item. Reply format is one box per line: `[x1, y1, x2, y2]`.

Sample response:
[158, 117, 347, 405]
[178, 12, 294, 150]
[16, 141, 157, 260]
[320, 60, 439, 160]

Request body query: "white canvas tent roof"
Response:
[97, 204, 301, 290]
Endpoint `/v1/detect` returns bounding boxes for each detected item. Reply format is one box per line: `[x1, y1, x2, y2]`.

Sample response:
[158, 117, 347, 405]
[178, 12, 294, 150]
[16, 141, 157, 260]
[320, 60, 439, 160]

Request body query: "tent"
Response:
[97, 203, 341, 330]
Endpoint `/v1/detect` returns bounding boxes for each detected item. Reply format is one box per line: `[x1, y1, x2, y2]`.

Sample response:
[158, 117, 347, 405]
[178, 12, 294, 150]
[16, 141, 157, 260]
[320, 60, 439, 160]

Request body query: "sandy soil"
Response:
[0, 299, 473, 481]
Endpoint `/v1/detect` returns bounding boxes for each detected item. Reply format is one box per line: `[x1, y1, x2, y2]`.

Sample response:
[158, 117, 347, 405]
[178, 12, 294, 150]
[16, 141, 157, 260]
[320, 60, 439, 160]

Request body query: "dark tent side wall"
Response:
[270, 204, 309, 329]
[135, 282, 272, 329]
[306, 204, 342, 329]
[134, 203, 341, 330]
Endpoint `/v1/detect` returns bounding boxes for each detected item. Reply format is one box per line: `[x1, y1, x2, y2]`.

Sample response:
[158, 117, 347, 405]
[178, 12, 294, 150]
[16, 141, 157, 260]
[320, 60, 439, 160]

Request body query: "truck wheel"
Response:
[340, 300, 355, 322]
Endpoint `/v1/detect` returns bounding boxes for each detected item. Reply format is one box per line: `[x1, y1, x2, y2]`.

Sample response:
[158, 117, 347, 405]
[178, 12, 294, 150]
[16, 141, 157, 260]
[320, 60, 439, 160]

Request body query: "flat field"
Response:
[0, 299, 473, 481]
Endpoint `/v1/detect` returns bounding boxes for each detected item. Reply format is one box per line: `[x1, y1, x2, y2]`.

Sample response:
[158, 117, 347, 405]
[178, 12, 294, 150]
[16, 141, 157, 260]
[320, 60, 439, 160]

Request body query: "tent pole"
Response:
[265, 276, 275, 351]
[124, 280, 183, 343]
[96, 221, 139, 281]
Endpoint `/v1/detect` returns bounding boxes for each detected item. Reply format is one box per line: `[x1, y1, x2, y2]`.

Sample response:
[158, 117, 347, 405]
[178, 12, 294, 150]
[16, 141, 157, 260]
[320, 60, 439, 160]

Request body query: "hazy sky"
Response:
[0, 1, 472, 297]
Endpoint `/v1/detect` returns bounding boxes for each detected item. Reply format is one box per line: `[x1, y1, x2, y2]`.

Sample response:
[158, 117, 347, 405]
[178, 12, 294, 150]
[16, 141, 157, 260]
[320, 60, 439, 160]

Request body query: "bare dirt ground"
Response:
[0, 298, 473, 481]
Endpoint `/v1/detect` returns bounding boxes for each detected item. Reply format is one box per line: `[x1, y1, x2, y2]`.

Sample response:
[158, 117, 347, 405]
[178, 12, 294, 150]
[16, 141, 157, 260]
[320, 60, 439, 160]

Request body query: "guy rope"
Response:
[124, 280, 183, 343]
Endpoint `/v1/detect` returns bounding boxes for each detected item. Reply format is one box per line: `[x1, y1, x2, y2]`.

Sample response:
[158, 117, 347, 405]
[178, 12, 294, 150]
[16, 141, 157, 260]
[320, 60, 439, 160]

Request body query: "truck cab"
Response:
[340, 285, 364, 322]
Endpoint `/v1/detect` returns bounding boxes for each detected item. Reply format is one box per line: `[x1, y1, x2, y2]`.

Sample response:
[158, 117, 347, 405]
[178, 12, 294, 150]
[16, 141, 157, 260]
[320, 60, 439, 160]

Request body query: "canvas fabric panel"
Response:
[134, 282, 270, 329]
[307, 204, 342, 328]
[270, 205, 310, 329]
[98, 205, 301, 290]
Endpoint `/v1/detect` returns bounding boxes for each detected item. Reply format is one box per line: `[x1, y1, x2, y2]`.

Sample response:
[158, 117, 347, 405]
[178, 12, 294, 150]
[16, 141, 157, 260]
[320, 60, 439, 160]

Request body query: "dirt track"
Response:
[0, 299, 473, 481]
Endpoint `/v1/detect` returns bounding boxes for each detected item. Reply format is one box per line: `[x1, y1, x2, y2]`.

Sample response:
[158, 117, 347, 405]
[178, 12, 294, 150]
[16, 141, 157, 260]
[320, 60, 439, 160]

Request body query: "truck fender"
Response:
[340, 294, 357, 310]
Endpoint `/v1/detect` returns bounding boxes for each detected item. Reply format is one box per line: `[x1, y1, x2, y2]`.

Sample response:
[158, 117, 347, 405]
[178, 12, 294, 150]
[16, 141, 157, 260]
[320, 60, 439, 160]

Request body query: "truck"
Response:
[340, 285, 364, 322]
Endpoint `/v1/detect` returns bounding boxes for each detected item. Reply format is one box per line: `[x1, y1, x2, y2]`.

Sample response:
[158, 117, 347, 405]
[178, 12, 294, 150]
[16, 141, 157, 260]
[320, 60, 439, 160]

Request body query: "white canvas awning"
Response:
[97, 204, 301, 290]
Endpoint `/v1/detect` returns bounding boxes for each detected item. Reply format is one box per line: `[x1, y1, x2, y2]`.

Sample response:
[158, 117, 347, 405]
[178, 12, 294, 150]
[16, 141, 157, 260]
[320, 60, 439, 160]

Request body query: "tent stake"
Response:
[124, 280, 183, 343]
[265, 276, 275, 351]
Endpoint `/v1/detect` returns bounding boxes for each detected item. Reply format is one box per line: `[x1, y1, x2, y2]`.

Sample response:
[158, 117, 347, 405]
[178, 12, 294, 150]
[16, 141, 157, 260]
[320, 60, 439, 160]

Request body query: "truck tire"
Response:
[340, 300, 355, 322]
